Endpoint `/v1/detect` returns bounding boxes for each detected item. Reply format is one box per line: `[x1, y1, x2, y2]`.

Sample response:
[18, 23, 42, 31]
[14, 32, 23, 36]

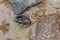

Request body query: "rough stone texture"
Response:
[0, 0, 60, 40]
[35, 14, 60, 40]
[9, 0, 43, 15]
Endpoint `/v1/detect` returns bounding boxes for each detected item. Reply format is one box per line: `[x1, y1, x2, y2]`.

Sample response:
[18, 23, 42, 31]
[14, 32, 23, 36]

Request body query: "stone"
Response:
[35, 14, 60, 40]
[8, 0, 43, 15]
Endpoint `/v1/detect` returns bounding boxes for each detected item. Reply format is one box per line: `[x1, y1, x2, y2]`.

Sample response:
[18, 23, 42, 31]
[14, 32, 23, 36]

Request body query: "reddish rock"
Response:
[35, 14, 60, 40]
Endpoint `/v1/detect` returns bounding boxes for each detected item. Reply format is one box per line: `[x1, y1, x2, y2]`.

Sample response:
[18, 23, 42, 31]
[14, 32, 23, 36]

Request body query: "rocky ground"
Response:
[0, 0, 60, 40]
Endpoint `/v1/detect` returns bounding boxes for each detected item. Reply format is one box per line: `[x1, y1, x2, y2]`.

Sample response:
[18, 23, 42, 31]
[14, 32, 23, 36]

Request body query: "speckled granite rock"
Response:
[35, 14, 60, 40]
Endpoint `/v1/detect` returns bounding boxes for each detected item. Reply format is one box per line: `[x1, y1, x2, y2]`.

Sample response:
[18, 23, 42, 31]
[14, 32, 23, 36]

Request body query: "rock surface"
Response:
[35, 14, 60, 40]
[9, 0, 43, 15]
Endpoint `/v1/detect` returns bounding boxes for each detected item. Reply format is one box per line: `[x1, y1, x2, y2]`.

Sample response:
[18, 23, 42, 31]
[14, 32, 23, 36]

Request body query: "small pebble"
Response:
[14, 15, 31, 25]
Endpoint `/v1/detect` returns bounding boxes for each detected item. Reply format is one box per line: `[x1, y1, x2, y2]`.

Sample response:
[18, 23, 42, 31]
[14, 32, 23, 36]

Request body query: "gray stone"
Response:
[9, 0, 43, 15]
[14, 15, 31, 25]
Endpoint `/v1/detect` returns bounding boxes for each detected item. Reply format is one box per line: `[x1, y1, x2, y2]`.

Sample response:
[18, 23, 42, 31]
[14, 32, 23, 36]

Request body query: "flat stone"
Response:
[9, 0, 43, 15]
